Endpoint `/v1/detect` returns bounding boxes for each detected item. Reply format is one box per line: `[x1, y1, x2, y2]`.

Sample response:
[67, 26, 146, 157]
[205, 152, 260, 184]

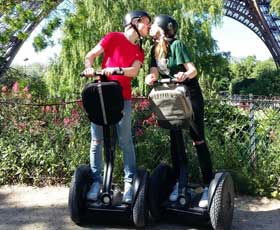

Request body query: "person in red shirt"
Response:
[82, 10, 151, 204]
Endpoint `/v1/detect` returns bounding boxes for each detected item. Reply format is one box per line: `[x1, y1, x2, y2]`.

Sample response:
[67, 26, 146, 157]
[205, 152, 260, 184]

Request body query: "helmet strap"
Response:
[131, 23, 143, 51]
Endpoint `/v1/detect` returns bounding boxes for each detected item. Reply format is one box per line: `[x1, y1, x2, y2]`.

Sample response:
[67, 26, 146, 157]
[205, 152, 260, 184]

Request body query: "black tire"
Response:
[132, 169, 149, 228]
[148, 163, 175, 221]
[209, 172, 235, 230]
[68, 164, 92, 225]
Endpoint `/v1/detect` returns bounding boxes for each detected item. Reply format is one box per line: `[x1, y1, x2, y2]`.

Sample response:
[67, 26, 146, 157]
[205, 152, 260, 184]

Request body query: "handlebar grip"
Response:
[79, 70, 102, 78]
[155, 78, 178, 84]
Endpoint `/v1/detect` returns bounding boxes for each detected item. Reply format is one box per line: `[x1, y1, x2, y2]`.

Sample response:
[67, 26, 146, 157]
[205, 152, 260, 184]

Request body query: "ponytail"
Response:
[154, 37, 169, 59]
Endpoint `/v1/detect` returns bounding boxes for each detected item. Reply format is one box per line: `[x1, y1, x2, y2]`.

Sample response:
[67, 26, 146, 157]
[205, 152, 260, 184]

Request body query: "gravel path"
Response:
[0, 185, 280, 230]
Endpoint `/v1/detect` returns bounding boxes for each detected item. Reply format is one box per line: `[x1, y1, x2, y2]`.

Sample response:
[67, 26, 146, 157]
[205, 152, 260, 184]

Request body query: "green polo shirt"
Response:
[150, 39, 191, 77]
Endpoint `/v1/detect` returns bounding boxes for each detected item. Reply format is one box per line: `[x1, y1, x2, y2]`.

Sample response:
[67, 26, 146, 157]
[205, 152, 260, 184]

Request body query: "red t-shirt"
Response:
[99, 32, 144, 100]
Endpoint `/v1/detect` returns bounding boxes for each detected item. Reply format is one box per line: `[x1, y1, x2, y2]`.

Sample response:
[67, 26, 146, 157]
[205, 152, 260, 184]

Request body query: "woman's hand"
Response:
[174, 72, 188, 82]
[82, 67, 95, 77]
[145, 73, 158, 85]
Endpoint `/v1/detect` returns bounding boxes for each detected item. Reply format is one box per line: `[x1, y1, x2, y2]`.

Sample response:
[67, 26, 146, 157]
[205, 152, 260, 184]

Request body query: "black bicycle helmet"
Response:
[154, 14, 178, 38]
[123, 10, 151, 27]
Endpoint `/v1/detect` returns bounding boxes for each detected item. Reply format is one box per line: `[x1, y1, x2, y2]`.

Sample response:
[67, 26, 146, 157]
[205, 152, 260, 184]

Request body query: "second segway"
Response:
[148, 78, 234, 230]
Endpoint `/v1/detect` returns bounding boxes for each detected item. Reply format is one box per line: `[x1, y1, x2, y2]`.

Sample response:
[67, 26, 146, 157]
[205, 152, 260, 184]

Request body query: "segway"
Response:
[68, 70, 149, 228]
[148, 78, 234, 230]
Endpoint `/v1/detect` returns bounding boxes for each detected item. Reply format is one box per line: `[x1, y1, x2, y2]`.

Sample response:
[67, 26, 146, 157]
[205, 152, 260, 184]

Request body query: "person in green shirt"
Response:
[145, 14, 213, 208]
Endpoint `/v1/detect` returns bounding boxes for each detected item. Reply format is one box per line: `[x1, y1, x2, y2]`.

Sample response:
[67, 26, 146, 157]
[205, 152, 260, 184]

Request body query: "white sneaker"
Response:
[87, 182, 101, 201]
[199, 187, 209, 208]
[122, 182, 133, 204]
[169, 182, 179, 202]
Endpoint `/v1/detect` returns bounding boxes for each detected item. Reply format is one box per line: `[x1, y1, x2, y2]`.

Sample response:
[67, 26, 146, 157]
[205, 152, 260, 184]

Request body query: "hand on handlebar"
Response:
[145, 74, 158, 86]
[101, 67, 122, 77]
[81, 67, 124, 78]
[174, 72, 188, 82]
[81, 67, 96, 77]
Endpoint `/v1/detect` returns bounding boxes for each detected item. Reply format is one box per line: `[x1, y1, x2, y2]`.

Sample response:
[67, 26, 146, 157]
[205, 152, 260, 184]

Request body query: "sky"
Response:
[12, 16, 273, 66]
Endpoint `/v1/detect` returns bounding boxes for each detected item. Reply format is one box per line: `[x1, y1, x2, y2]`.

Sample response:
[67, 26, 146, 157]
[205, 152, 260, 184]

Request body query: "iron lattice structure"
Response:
[0, 0, 280, 77]
[0, 1, 62, 77]
[224, 0, 280, 67]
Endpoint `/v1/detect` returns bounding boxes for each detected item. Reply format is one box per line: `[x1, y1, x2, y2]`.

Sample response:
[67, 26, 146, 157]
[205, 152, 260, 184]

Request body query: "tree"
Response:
[230, 58, 280, 95]
[45, 0, 224, 97]
[230, 56, 258, 81]
[271, 0, 280, 15]
[0, 0, 65, 73]
[1, 1, 228, 97]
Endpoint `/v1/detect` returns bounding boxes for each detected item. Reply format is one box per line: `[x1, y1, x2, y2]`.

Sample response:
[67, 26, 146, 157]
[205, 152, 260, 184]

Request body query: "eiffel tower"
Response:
[0, 0, 280, 76]
[0, 1, 61, 76]
[224, 0, 280, 67]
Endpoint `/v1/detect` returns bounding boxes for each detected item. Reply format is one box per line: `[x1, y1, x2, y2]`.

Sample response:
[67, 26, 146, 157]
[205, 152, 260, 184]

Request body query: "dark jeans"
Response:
[170, 81, 213, 185]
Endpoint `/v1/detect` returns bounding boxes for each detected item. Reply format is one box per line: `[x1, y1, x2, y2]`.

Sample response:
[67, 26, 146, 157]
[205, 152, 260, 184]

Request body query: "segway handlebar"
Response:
[80, 69, 124, 77]
[154, 78, 178, 85]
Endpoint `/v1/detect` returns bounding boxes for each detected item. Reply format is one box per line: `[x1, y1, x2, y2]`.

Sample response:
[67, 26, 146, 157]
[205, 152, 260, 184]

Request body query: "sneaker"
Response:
[169, 182, 179, 202]
[199, 187, 209, 208]
[87, 182, 101, 201]
[122, 182, 133, 204]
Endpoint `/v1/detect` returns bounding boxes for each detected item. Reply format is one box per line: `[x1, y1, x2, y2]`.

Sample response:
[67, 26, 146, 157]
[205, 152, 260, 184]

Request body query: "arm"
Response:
[145, 67, 159, 85]
[175, 62, 197, 82]
[83, 44, 104, 76]
[183, 62, 197, 79]
[102, 60, 143, 77]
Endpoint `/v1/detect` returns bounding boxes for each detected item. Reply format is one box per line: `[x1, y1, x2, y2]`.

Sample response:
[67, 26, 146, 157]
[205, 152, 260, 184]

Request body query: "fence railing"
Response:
[1, 94, 279, 166]
[209, 94, 280, 168]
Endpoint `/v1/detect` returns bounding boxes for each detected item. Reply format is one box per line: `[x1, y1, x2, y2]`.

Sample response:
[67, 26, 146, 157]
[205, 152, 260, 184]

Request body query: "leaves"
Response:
[44, 0, 224, 97]
[271, 0, 280, 15]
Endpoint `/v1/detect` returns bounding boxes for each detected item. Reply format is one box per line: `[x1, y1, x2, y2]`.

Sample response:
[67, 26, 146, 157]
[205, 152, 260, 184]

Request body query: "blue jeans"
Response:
[90, 100, 136, 183]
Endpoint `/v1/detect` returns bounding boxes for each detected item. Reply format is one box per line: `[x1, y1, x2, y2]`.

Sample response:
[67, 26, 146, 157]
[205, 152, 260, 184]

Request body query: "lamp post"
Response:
[23, 58, 29, 74]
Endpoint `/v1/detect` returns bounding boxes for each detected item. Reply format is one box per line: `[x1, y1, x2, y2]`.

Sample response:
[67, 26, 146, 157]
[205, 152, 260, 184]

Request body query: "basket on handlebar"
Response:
[148, 81, 193, 129]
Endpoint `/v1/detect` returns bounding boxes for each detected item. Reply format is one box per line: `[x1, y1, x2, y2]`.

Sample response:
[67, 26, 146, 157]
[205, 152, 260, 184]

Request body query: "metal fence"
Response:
[207, 94, 280, 168]
[1, 94, 279, 165]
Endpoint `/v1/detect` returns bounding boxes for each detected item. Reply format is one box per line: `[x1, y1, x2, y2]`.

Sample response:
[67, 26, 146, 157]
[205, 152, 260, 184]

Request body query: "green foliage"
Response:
[0, 64, 49, 98]
[230, 58, 280, 95]
[131, 99, 171, 170]
[0, 84, 89, 185]
[33, 17, 63, 52]
[205, 99, 250, 168]
[0, 1, 62, 46]
[1, 0, 279, 199]
[271, 0, 280, 15]
[230, 56, 258, 81]
[44, 0, 224, 97]
[250, 108, 280, 198]
[1, 84, 280, 198]
[204, 99, 280, 198]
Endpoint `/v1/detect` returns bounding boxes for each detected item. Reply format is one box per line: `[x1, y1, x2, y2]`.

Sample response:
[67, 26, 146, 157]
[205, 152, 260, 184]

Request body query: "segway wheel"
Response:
[132, 169, 149, 228]
[209, 172, 235, 230]
[68, 164, 92, 225]
[149, 163, 174, 221]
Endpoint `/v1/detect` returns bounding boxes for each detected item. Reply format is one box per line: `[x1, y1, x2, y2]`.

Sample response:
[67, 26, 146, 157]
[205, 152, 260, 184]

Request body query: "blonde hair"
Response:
[153, 27, 170, 59]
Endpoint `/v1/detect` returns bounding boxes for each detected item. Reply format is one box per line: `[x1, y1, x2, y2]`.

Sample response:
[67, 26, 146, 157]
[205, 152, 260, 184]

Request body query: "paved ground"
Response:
[0, 185, 280, 230]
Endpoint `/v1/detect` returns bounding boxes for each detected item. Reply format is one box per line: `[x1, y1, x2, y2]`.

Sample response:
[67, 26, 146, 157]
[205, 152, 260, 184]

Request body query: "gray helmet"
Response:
[154, 14, 178, 38]
[123, 10, 151, 27]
